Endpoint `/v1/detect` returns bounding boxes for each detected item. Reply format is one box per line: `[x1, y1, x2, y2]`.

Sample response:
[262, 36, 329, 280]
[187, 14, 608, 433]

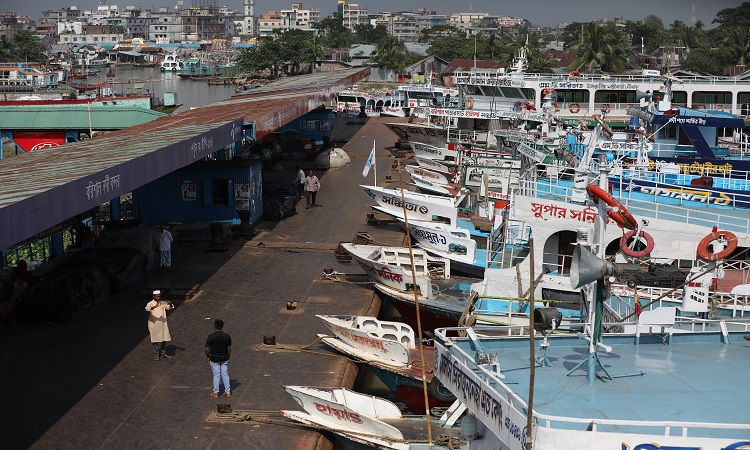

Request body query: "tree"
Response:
[624, 16, 664, 53]
[680, 48, 729, 74]
[371, 36, 411, 72]
[726, 26, 750, 66]
[712, 2, 750, 29]
[419, 26, 473, 61]
[568, 22, 631, 73]
[0, 30, 48, 63]
[352, 23, 388, 45]
[314, 13, 353, 49]
[526, 48, 556, 74]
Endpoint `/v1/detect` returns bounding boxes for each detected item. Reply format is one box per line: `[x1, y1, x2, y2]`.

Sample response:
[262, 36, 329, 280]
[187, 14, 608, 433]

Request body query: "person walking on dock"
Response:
[294, 166, 305, 199]
[303, 170, 320, 209]
[205, 319, 232, 399]
[158, 224, 173, 272]
[145, 290, 174, 360]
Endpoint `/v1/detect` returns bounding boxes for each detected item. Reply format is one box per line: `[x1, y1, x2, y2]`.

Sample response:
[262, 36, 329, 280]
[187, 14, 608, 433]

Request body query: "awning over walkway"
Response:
[0, 67, 370, 251]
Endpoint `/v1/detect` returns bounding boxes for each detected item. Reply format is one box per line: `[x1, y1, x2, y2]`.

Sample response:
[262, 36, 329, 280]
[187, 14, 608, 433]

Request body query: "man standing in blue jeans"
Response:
[205, 319, 232, 399]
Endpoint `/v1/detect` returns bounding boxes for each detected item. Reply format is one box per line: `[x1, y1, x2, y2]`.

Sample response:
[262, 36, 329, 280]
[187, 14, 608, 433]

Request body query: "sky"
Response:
[3, 0, 743, 29]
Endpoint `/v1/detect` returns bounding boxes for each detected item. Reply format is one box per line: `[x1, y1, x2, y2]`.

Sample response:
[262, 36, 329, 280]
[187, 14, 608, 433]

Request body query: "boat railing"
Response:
[609, 284, 750, 318]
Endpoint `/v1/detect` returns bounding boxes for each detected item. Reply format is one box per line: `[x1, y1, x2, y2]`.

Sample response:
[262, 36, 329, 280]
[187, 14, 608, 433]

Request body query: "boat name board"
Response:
[313, 402, 363, 424]
[531, 202, 610, 224]
[428, 107, 545, 122]
[539, 81, 640, 90]
[646, 159, 734, 175]
[434, 345, 527, 450]
[636, 185, 732, 206]
[362, 263, 405, 284]
[453, 75, 527, 88]
[410, 226, 447, 245]
[597, 140, 643, 151]
[381, 195, 430, 214]
[398, 85, 459, 95]
[516, 143, 547, 163]
[333, 328, 387, 352]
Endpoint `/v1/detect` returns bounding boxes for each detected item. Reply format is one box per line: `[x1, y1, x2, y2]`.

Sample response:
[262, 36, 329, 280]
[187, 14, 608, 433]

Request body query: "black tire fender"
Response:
[428, 377, 456, 403]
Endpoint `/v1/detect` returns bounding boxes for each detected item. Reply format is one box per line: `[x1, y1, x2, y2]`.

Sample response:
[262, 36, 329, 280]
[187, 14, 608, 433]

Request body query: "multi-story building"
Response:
[180, 4, 229, 41]
[149, 15, 183, 43]
[256, 3, 319, 36]
[448, 12, 489, 31]
[57, 25, 124, 45]
[338, 1, 368, 31]
[280, 3, 319, 28]
[0, 12, 22, 39]
[123, 8, 159, 41]
[372, 9, 447, 43]
[41, 6, 83, 25]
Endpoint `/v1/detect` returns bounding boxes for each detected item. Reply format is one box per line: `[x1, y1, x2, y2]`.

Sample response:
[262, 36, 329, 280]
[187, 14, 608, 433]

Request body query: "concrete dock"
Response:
[0, 117, 411, 449]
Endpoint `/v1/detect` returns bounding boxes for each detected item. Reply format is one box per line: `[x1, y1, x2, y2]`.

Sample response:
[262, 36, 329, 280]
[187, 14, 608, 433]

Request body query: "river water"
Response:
[96, 65, 237, 113]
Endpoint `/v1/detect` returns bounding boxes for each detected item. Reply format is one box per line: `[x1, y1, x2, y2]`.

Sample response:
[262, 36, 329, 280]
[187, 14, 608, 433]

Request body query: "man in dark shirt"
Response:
[205, 319, 232, 399]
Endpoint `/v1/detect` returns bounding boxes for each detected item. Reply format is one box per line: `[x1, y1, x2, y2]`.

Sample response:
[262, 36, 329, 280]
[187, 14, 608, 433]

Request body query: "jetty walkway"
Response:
[0, 117, 410, 449]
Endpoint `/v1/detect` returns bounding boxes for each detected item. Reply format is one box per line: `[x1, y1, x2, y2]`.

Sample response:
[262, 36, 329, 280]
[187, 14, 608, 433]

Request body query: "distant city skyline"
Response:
[2, 0, 741, 29]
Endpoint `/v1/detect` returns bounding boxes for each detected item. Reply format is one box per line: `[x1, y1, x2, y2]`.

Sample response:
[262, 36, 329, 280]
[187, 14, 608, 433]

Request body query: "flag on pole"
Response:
[634, 292, 643, 317]
[362, 142, 375, 177]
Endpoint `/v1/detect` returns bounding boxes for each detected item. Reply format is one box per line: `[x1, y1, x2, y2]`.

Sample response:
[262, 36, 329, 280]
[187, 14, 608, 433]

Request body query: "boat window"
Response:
[692, 91, 732, 105]
[554, 89, 589, 103]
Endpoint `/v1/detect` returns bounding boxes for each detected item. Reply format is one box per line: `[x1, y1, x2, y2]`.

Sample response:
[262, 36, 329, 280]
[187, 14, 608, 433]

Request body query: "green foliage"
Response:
[526, 48, 556, 74]
[313, 13, 353, 49]
[371, 36, 410, 72]
[569, 22, 631, 73]
[712, 2, 750, 29]
[725, 26, 750, 66]
[420, 26, 474, 61]
[680, 48, 730, 74]
[352, 23, 388, 45]
[0, 30, 48, 63]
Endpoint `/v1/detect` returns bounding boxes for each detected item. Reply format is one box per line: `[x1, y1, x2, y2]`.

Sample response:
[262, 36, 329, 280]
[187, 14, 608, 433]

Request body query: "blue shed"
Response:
[131, 159, 263, 226]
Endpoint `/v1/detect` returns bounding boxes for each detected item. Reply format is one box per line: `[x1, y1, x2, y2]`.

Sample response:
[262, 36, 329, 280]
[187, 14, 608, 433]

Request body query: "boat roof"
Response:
[437, 328, 750, 439]
[650, 108, 746, 128]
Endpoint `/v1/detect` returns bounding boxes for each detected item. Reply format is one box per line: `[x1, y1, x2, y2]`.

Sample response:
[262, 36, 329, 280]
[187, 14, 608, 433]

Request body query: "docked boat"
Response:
[432, 257, 750, 450]
[316, 315, 456, 414]
[159, 52, 186, 72]
[279, 385, 461, 449]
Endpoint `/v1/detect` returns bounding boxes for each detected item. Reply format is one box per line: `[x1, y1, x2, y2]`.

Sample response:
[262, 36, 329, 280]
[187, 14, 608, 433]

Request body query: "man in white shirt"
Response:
[294, 166, 305, 199]
[159, 224, 173, 272]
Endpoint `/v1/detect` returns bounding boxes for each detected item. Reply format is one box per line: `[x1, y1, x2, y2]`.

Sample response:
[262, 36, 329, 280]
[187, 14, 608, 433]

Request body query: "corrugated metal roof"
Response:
[0, 106, 166, 130]
[0, 67, 370, 251]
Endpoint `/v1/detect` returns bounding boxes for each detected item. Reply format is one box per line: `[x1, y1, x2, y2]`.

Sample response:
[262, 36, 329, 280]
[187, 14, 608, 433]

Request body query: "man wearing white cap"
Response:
[145, 290, 174, 360]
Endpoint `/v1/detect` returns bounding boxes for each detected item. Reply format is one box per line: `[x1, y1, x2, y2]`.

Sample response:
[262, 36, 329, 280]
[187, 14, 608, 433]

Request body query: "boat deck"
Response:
[439, 328, 750, 439]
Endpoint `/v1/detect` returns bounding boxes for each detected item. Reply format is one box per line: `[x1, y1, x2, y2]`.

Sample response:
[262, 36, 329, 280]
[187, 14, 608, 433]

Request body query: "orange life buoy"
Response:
[524, 101, 536, 111]
[570, 71, 581, 77]
[465, 97, 474, 109]
[619, 230, 655, 258]
[569, 103, 580, 114]
[586, 185, 638, 230]
[542, 88, 555, 96]
[696, 230, 738, 261]
[601, 104, 611, 114]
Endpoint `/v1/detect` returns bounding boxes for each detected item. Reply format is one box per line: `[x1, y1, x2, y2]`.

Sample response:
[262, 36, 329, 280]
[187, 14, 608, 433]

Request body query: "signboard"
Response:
[14, 131, 66, 152]
[516, 143, 547, 163]
[428, 107, 545, 123]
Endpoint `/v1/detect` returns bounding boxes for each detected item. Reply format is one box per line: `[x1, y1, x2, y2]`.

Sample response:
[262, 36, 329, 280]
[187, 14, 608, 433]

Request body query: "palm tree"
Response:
[569, 22, 631, 73]
[727, 26, 750, 66]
